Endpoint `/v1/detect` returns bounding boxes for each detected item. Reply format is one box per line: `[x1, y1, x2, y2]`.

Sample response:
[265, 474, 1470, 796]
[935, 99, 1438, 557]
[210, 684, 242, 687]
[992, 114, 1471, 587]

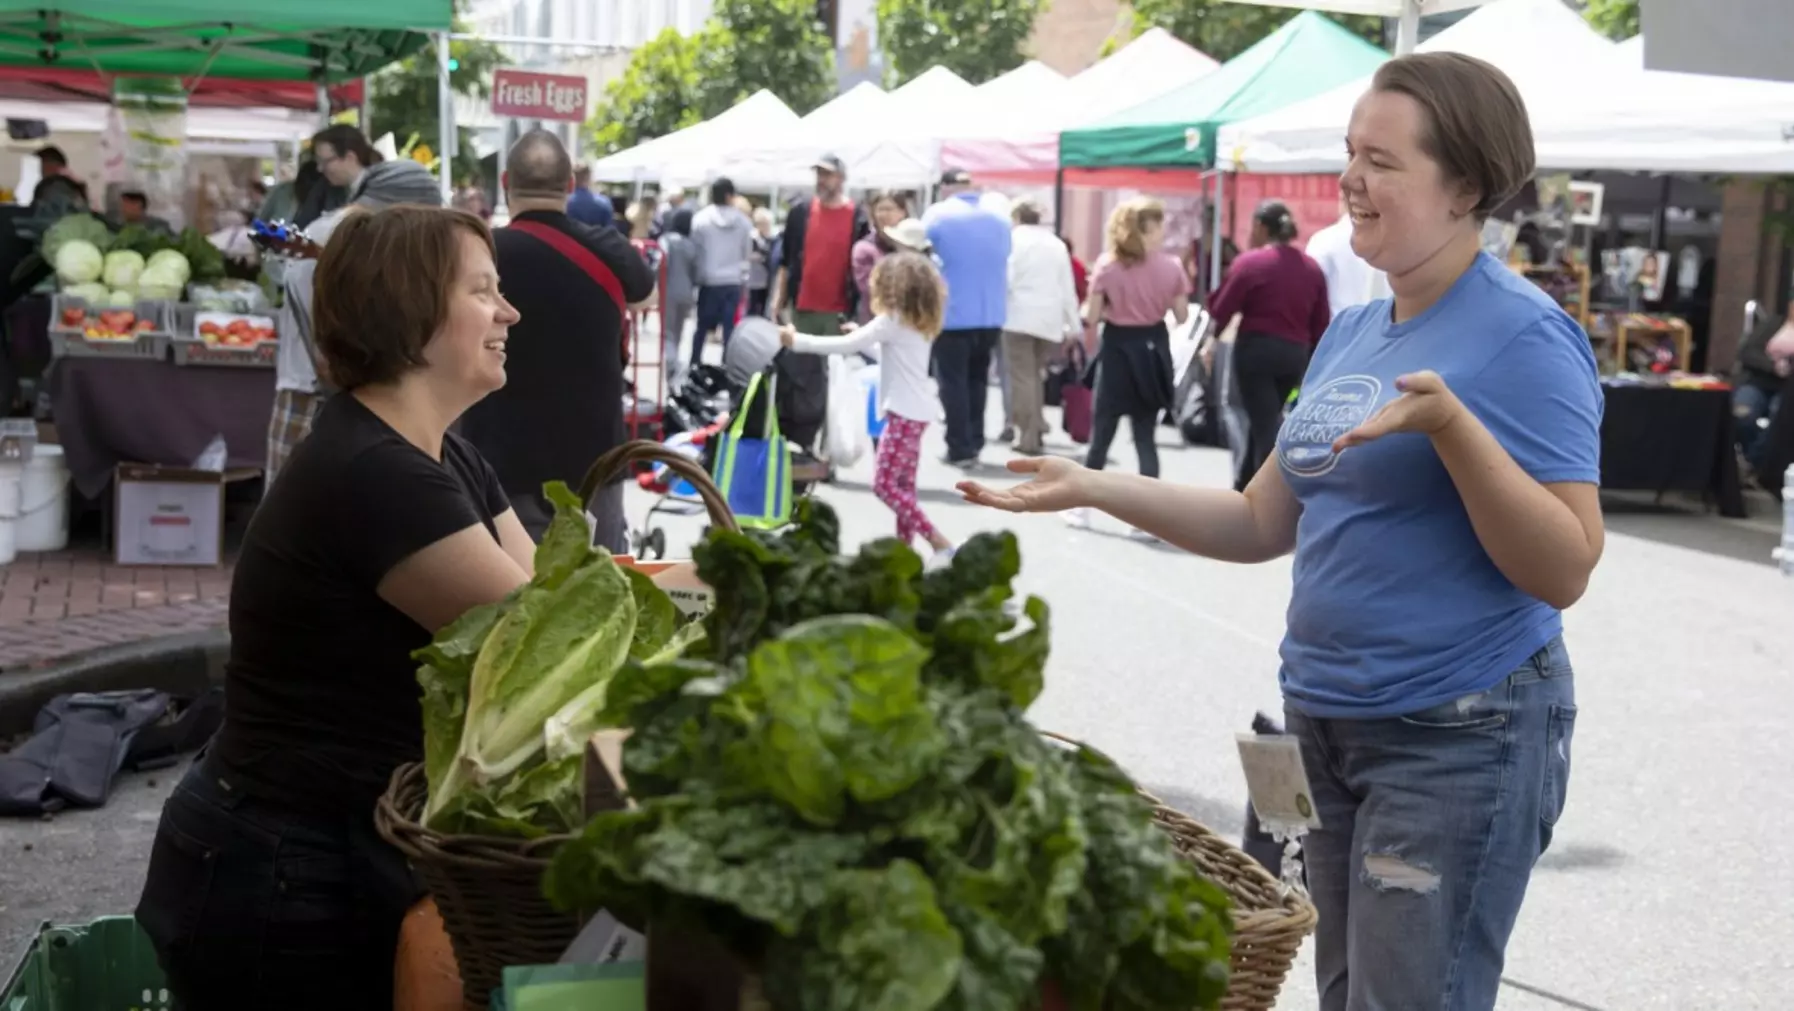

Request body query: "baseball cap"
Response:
[939, 168, 972, 187]
[813, 153, 846, 176]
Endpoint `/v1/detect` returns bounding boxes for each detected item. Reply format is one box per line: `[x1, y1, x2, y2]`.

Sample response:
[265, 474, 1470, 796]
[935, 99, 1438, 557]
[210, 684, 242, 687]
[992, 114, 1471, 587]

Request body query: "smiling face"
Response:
[420, 231, 520, 396]
[1341, 89, 1480, 279]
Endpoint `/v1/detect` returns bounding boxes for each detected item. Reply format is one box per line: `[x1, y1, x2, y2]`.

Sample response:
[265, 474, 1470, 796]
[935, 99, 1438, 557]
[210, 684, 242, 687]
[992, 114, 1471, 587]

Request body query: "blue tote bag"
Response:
[710, 371, 792, 529]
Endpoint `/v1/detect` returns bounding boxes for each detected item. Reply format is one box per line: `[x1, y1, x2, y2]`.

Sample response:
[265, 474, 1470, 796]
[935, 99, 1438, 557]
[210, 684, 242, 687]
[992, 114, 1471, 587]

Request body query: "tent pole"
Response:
[437, 32, 454, 205]
[495, 119, 511, 225]
[315, 82, 329, 130]
[1209, 170, 1226, 293]
[1053, 168, 1064, 231]
[1395, 0, 1421, 55]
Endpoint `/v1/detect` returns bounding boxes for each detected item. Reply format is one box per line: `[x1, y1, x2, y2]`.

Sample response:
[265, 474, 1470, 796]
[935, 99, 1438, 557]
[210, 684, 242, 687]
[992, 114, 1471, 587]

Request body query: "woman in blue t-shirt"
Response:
[960, 52, 1602, 1011]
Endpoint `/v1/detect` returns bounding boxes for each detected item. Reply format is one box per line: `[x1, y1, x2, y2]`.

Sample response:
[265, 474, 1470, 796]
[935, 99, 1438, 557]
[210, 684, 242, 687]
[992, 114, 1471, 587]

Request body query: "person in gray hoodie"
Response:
[659, 207, 701, 384]
[688, 176, 753, 370]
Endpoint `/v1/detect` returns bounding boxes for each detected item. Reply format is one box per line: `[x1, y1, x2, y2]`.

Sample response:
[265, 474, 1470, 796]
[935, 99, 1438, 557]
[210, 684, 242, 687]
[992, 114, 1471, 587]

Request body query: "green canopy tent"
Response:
[1060, 11, 1388, 170]
[0, 0, 448, 81]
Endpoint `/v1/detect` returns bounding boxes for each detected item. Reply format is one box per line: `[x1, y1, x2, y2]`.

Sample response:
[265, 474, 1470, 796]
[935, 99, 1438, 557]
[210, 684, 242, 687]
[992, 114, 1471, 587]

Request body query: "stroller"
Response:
[627, 364, 732, 559]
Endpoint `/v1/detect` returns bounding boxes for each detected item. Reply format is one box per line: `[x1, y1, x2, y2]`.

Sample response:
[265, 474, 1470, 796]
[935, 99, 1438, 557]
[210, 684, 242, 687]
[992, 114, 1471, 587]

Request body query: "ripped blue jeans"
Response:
[1284, 636, 1577, 1011]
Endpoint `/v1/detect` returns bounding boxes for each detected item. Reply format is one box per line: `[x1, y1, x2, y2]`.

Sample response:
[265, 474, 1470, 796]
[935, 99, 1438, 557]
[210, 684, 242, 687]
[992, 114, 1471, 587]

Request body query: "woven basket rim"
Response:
[374, 762, 571, 869]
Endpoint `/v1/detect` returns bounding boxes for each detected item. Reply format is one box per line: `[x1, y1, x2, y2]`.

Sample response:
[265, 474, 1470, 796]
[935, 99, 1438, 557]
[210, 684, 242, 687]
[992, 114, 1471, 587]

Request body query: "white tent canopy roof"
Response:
[1064, 27, 1220, 124]
[593, 89, 799, 185]
[710, 69, 980, 189]
[937, 29, 1219, 182]
[1217, 0, 1622, 172]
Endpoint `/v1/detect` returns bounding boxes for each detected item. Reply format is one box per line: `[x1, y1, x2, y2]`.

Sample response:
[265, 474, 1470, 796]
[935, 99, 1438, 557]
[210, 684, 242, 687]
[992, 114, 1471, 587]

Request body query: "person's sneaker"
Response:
[1062, 507, 1092, 530]
[925, 546, 957, 571]
[942, 454, 979, 470]
[997, 426, 1016, 444]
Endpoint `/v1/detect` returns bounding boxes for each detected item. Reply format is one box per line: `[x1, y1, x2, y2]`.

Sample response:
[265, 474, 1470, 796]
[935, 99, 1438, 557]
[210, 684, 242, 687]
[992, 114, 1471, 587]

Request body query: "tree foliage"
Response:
[588, 28, 706, 157]
[368, 19, 506, 184]
[1580, 0, 1639, 41]
[698, 0, 835, 117]
[1129, 0, 1384, 63]
[588, 0, 834, 157]
[876, 0, 1045, 87]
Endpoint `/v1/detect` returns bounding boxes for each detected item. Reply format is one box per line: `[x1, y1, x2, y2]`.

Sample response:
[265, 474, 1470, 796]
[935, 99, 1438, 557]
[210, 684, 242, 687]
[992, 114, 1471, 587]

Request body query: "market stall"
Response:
[0, 0, 447, 548]
[1057, 11, 1387, 254]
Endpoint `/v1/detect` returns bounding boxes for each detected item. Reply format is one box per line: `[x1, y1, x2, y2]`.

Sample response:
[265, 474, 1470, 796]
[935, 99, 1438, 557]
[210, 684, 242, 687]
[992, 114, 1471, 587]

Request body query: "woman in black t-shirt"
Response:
[135, 206, 533, 1010]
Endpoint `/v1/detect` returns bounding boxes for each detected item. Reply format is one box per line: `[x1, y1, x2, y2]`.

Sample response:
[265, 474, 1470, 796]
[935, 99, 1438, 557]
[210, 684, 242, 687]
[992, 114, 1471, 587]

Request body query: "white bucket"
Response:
[16, 445, 69, 552]
[0, 462, 20, 567]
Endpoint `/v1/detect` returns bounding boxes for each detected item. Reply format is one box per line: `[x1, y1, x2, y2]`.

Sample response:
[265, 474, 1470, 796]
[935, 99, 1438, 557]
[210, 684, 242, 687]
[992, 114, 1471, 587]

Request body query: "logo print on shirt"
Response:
[1278, 374, 1383, 479]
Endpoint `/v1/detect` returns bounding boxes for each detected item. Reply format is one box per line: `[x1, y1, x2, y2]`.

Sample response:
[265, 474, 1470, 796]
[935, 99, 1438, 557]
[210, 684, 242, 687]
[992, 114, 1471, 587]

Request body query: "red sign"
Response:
[491, 69, 589, 123]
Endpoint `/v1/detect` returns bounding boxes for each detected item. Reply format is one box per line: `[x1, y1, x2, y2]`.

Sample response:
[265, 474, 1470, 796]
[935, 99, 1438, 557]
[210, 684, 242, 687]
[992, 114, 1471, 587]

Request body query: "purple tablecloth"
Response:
[47, 356, 275, 498]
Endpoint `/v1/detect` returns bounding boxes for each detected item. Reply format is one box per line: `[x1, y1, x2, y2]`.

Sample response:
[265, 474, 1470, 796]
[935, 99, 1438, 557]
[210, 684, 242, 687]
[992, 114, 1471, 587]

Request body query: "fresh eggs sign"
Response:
[491, 69, 589, 123]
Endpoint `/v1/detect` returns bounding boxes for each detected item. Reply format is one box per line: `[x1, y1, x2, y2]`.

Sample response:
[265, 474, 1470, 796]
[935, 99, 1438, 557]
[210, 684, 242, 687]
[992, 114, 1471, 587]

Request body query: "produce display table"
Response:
[1601, 383, 1745, 517]
[47, 355, 274, 498]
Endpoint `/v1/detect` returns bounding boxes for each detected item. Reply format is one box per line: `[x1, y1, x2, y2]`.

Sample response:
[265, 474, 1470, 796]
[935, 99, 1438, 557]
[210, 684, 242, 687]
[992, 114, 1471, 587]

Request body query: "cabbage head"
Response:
[138, 261, 186, 301]
[63, 282, 108, 305]
[54, 241, 104, 285]
[106, 290, 136, 308]
[146, 249, 191, 283]
[102, 250, 144, 291]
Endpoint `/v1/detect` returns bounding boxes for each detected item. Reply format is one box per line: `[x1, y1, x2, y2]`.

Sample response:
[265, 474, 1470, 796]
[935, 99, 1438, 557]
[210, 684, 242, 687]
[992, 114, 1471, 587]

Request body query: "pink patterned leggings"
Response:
[873, 413, 939, 546]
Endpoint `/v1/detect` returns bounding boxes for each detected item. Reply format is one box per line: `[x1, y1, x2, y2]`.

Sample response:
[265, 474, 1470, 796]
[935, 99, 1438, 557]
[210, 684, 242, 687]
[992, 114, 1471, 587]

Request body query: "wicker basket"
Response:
[374, 441, 737, 1010]
[1042, 732, 1317, 1011]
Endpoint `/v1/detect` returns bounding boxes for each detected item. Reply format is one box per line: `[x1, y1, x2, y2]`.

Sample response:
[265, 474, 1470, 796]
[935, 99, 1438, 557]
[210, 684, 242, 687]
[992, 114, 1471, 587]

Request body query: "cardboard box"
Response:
[113, 464, 225, 566]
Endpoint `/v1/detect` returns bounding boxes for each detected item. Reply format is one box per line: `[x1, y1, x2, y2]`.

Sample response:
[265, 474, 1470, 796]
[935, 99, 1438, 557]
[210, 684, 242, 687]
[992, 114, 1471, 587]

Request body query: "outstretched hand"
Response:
[1331, 370, 1463, 452]
[778, 324, 796, 349]
[957, 456, 1092, 514]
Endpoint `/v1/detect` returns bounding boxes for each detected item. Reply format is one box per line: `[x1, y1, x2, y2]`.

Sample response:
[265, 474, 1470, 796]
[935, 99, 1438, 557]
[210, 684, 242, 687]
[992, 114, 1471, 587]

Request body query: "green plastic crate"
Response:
[2, 918, 169, 1011]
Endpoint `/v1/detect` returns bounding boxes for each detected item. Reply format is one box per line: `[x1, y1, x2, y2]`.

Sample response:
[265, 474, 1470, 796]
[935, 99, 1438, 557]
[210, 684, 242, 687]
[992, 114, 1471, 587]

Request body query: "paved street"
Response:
[3, 403, 1788, 1008]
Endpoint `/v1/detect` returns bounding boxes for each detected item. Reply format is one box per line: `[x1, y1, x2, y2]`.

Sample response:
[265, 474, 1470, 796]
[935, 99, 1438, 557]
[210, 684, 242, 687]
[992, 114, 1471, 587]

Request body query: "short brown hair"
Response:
[1370, 53, 1534, 221]
[313, 205, 494, 389]
[1011, 198, 1043, 226]
[310, 124, 381, 168]
[868, 251, 945, 337]
[1106, 197, 1165, 265]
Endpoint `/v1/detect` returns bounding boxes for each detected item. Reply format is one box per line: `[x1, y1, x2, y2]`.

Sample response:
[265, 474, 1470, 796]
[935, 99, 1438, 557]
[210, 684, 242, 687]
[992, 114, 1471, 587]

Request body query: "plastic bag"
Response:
[824, 356, 870, 466]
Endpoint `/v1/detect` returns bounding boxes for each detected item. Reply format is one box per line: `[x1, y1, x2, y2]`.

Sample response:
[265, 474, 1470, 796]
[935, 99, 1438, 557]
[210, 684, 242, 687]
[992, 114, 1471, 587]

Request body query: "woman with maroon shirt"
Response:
[1208, 200, 1331, 491]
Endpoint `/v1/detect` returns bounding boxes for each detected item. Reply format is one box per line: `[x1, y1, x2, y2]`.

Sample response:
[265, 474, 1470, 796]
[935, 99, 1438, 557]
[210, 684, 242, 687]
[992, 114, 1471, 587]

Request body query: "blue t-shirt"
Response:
[1277, 252, 1602, 719]
[567, 188, 613, 229]
[924, 194, 1011, 331]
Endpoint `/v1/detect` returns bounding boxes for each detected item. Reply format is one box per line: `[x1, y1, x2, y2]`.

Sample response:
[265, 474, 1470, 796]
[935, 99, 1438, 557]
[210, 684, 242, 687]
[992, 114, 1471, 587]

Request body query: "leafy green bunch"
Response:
[414, 482, 701, 838]
[544, 499, 1233, 1011]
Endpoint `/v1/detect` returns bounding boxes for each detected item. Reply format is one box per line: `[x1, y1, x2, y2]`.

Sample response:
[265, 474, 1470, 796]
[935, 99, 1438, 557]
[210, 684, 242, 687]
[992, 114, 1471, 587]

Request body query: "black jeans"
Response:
[933, 328, 1000, 462]
[135, 757, 422, 1010]
[1086, 409, 1161, 478]
[1233, 333, 1310, 491]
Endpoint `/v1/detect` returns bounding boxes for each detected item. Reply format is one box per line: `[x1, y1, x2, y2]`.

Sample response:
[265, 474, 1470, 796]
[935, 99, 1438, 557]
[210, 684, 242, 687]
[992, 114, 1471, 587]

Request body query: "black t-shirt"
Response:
[460, 211, 655, 504]
[211, 394, 508, 817]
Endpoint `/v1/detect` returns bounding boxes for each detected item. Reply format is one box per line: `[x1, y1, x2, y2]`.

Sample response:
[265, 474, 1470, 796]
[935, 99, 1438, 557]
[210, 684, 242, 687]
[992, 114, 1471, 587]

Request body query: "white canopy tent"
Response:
[713, 68, 978, 190]
[939, 28, 1219, 183]
[591, 89, 799, 186]
[1217, 0, 1623, 173]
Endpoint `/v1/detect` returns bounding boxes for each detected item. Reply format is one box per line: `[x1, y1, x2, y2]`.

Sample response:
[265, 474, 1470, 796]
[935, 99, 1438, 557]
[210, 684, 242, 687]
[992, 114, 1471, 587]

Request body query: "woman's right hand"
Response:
[958, 457, 1095, 514]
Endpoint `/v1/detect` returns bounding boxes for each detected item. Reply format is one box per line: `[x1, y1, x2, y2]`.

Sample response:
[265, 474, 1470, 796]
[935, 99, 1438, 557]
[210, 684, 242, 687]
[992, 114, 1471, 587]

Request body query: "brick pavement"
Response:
[0, 549, 232, 671]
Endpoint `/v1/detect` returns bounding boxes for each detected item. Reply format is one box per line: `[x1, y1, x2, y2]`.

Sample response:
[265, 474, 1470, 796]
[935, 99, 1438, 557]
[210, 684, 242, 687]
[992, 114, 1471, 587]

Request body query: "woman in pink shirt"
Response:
[1065, 198, 1189, 535]
[850, 192, 910, 324]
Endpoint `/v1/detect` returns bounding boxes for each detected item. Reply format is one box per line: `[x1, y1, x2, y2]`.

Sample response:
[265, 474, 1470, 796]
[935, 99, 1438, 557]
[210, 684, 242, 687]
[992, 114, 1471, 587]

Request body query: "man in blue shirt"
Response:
[924, 169, 1012, 466]
[566, 163, 613, 230]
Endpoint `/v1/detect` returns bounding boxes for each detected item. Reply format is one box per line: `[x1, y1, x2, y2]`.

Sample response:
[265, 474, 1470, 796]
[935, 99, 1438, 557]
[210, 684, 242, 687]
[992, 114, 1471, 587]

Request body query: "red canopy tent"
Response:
[0, 64, 362, 111]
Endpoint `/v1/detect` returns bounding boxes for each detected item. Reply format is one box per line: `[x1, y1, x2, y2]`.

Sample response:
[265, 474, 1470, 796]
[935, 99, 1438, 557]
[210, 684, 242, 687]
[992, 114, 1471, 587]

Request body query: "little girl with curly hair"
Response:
[780, 251, 955, 559]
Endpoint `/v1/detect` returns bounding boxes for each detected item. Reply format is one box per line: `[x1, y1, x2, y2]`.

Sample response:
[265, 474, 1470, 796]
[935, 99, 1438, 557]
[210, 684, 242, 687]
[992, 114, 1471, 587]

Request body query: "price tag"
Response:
[1236, 733, 1322, 832]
